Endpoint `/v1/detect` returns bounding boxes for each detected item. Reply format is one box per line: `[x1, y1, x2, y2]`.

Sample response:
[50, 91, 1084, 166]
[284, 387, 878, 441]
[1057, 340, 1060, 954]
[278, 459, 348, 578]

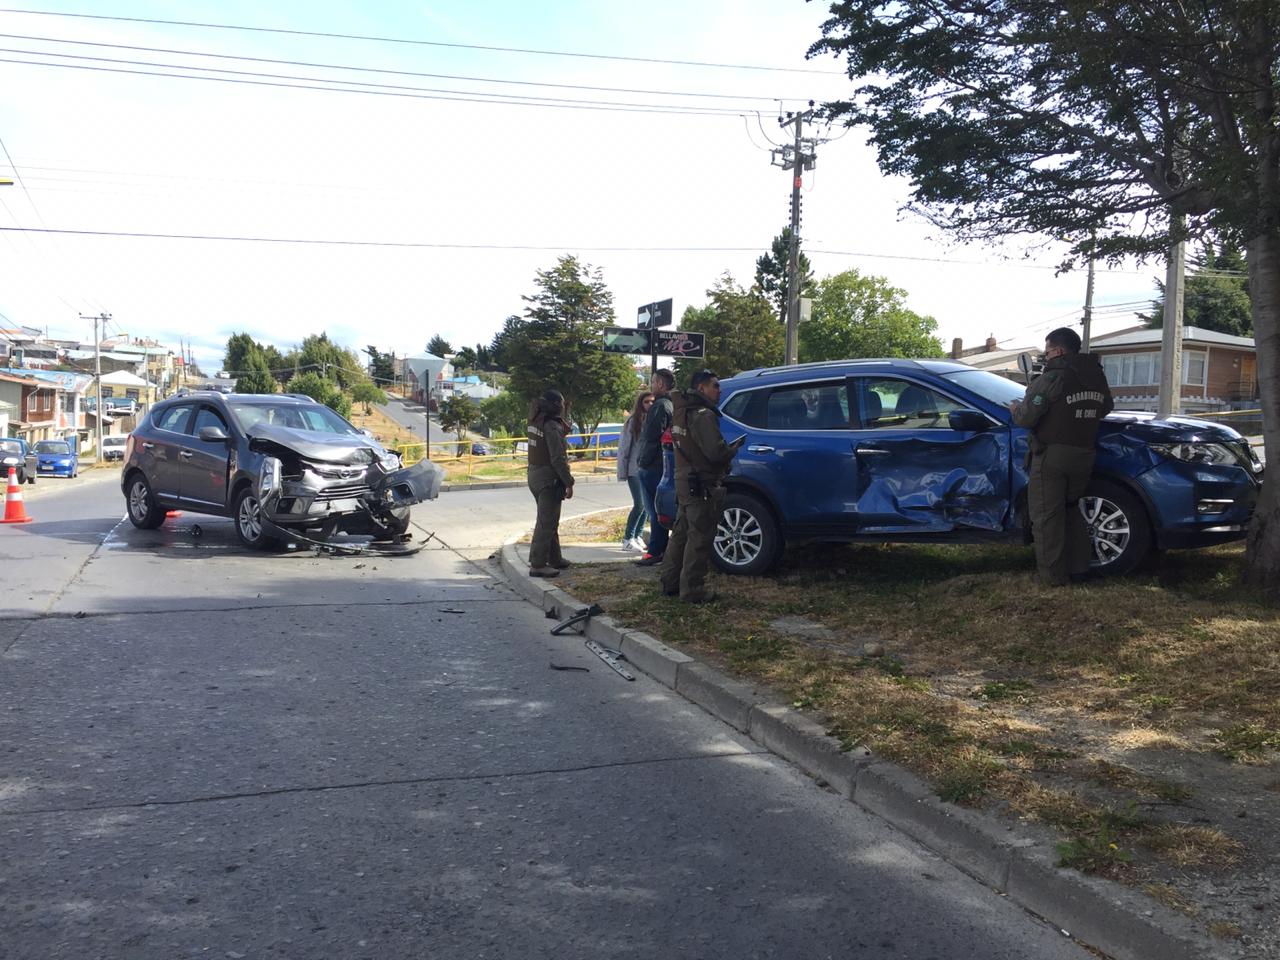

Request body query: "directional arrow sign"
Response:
[637, 298, 673, 329]
[655, 330, 705, 358]
[602, 326, 651, 354]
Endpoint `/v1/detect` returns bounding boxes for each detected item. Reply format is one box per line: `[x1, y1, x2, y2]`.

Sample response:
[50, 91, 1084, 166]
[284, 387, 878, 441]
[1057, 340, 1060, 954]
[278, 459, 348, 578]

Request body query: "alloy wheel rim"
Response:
[715, 507, 763, 567]
[1080, 496, 1130, 567]
[239, 494, 262, 541]
[128, 480, 149, 521]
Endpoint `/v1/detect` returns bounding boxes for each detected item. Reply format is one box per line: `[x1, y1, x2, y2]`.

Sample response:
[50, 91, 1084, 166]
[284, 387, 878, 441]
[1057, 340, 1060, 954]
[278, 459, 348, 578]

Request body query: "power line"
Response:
[0, 32, 815, 104]
[0, 55, 756, 117]
[0, 8, 844, 75]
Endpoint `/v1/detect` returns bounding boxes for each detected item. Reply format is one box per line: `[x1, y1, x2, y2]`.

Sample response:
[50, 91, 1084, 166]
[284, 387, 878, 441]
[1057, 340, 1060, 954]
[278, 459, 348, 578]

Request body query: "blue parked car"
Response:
[656, 359, 1263, 577]
[34, 439, 78, 478]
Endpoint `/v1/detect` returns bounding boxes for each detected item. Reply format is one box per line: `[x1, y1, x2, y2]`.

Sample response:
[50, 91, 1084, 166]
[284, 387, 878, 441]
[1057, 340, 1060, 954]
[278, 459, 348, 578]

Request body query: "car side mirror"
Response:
[1017, 352, 1034, 377]
[198, 425, 229, 443]
[948, 409, 991, 433]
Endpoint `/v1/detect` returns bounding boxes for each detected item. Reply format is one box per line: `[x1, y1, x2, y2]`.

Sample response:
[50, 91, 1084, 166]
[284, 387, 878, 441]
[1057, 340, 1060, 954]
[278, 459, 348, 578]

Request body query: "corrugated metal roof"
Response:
[1090, 325, 1254, 349]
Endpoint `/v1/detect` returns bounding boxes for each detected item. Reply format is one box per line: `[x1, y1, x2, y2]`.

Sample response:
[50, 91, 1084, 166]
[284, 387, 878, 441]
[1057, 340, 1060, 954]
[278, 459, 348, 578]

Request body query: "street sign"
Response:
[637, 298, 673, 329]
[655, 330, 705, 358]
[602, 326, 651, 354]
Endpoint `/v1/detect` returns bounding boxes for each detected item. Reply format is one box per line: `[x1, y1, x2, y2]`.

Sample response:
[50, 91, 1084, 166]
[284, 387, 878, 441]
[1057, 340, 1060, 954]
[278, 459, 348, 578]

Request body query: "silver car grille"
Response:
[312, 481, 371, 502]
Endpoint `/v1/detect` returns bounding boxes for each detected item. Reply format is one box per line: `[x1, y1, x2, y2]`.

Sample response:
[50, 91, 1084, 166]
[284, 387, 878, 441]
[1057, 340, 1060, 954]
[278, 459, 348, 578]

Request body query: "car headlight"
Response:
[258, 456, 283, 501]
[1150, 442, 1239, 466]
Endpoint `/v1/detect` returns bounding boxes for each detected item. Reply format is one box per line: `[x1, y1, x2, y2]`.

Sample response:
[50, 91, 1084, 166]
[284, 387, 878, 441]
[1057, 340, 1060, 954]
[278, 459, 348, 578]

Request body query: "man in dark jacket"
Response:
[1010, 327, 1114, 586]
[660, 370, 743, 603]
[634, 368, 675, 566]
[526, 390, 575, 578]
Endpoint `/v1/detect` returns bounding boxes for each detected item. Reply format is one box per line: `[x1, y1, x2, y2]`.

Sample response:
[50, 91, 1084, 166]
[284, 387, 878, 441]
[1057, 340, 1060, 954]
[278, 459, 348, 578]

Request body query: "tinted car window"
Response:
[154, 404, 193, 433]
[765, 382, 849, 430]
[722, 388, 768, 428]
[191, 406, 229, 435]
[35, 441, 70, 454]
[856, 378, 963, 430]
[228, 401, 359, 435]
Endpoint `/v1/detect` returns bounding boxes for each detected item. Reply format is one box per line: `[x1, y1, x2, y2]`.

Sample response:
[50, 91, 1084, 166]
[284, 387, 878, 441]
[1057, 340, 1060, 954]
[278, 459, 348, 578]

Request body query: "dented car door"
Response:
[849, 376, 1012, 534]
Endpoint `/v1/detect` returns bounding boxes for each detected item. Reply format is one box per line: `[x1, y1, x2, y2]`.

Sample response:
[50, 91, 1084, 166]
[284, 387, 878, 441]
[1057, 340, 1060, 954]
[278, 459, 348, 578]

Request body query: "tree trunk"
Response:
[1244, 228, 1280, 595]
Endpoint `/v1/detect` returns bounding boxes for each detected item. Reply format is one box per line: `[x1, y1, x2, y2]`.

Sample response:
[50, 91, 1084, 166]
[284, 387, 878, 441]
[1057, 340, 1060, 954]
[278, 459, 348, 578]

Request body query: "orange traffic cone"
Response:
[2, 467, 33, 524]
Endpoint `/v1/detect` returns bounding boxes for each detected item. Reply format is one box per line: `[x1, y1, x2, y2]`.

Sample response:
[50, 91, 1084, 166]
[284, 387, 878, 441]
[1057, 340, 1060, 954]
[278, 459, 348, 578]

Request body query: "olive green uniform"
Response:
[660, 390, 740, 601]
[1011, 353, 1114, 585]
[526, 417, 574, 569]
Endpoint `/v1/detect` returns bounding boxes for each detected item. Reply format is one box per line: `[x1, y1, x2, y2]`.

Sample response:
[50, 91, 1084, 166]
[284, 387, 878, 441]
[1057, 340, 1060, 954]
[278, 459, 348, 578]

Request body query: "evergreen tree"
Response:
[755, 227, 813, 323]
[426, 335, 452, 358]
[235, 348, 277, 394]
[1142, 242, 1252, 337]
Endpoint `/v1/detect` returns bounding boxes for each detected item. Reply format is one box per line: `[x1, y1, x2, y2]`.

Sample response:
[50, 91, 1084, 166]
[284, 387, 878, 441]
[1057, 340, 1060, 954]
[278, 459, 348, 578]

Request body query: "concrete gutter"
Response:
[497, 537, 1229, 960]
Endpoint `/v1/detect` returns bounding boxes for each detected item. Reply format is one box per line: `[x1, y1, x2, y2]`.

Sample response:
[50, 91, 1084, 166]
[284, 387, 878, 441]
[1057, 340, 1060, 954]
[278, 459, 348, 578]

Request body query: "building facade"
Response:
[1088, 326, 1257, 414]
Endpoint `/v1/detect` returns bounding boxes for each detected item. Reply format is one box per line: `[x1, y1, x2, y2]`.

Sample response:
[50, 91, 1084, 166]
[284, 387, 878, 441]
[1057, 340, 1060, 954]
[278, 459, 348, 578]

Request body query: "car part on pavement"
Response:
[550, 603, 603, 635]
[585, 639, 635, 680]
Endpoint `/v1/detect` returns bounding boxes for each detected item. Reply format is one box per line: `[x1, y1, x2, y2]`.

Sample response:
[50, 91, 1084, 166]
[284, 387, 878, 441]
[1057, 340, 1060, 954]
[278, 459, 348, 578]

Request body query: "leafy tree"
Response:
[438, 394, 479, 452]
[755, 227, 814, 323]
[326, 392, 353, 419]
[235, 348, 277, 394]
[363, 345, 395, 386]
[799, 269, 943, 362]
[1142, 242, 1252, 337]
[474, 343, 495, 370]
[223, 332, 258, 377]
[505, 255, 636, 435]
[808, 0, 1280, 591]
[297, 333, 364, 390]
[479, 390, 528, 436]
[673, 274, 784, 385]
[452, 346, 478, 372]
[285, 371, 335, 405]
[426, 335, 452, 358]
[488, 316, 525, 373]
[351, 381, 388, 415]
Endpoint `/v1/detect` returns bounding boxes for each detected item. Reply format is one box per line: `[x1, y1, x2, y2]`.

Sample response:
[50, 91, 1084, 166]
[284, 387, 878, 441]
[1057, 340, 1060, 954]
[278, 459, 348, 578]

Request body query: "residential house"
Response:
[0, 371, 40, 437]
[448, 375, 500, 401]
[0, 326, 62, 369]
[403, 354, 454, 407]
[949, 336, 1039, 383]
[2, 372, 60, 442]
[98, 370, 157, 410]
[1087, 325, 1258, 414]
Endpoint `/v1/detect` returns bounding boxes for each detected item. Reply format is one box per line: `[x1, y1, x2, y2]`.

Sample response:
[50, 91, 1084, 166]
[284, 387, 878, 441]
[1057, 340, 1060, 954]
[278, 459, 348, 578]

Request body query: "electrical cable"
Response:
[0, 32, 815, 103]
[0, 8, 845, 75]
[0, 55, 759, 117]
[740, 114, 774, 153]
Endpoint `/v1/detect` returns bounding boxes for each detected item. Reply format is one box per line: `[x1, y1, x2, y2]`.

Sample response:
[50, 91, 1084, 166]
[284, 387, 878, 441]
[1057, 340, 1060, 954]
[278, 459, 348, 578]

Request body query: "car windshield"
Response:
[941, 369, 1027, 407]
[103, 437, 126, 446]
[229, 401, 360, 436]
[0, 440, 21, 454]
[35, 441, 69, 454]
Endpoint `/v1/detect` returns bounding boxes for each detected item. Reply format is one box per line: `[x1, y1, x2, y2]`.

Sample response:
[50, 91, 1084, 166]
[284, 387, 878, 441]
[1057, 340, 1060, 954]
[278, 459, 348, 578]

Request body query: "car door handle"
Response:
[178, 450, 193, 459]
[856, 448, 891, 456]
[747, 444, 775, 454]
[142, 442, 155, 450]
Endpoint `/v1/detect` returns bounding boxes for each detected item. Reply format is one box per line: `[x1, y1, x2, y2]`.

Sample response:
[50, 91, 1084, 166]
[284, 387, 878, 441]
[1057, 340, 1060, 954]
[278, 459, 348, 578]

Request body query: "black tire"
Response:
[125, 472, 165, 529]
[1079, 479, 1151, 577]
[374, 508, 411, 540]
[712, 492, 783, 576]
[232, 485, 278, 550]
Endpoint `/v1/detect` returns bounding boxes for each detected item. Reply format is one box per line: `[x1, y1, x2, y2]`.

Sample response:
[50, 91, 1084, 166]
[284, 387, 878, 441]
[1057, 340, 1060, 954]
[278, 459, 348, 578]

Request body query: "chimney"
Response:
[951, 337, 963, 359]
[985, 334, 998, 352]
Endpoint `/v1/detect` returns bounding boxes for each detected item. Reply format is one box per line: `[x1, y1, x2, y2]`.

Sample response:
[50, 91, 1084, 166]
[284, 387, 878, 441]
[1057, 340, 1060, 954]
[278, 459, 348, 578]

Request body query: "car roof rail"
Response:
[732, 358, 927, 380]
[280, 393, 318, 402]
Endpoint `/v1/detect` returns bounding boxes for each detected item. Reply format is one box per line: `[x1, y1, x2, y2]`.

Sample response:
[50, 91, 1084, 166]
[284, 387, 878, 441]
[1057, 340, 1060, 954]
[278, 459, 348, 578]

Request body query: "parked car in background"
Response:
[566, 422, 623, 458]
[101, 435, 128, 461]
[34, 439, 78, 478]
[122, 391, 444, 549]
[656, 358, 1262, 578]
[0, 437, 36, 484]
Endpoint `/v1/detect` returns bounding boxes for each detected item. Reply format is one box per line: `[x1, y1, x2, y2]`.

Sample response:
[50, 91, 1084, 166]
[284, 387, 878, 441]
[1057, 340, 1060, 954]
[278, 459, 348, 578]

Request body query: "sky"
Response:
[0, 1, 1163, 375]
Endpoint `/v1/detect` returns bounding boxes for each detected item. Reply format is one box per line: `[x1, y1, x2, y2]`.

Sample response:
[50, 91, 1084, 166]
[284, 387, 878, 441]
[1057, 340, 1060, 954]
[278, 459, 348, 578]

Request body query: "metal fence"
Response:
[1196, 408, 1264, 438]
[396, 430, 621, 479]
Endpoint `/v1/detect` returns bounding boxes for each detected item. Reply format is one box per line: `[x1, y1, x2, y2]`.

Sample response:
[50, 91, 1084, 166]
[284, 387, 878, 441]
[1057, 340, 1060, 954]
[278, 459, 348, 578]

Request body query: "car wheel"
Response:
[1080, 480, 1151, 576]
[372, 508, 411, 541]
[712, 492, 782, 576]
[233, 486, 278, 550]
[125, 473, 166, 529]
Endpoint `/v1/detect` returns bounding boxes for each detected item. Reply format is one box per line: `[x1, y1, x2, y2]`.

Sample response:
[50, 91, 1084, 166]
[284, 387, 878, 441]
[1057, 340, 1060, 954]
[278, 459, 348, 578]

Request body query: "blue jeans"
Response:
[624, 475, 647, 540]
[637, 465, 668, 557]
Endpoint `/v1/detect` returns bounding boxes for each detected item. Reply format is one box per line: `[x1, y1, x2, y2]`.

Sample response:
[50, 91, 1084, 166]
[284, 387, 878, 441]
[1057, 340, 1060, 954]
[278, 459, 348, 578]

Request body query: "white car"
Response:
[101, 435, 128, 461]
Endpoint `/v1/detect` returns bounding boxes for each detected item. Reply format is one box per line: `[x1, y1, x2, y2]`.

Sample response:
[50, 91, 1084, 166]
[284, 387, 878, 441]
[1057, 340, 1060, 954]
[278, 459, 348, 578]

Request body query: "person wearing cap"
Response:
[526, 389, 574, 578]
[1009, 327, 1113, 586]
[660, 369, 743, 603]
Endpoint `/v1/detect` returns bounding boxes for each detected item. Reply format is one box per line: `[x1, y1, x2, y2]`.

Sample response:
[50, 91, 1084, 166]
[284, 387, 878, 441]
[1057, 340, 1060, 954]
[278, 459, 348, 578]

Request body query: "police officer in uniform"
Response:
[1010, 327, 1114, 586]
[660, 370, 743, 603]
[525, 389, 574, 578]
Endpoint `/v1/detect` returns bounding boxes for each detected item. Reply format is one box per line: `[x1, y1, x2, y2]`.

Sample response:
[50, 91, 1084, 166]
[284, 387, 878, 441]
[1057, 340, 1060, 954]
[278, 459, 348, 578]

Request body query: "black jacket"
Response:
[637, 394, 672, 470]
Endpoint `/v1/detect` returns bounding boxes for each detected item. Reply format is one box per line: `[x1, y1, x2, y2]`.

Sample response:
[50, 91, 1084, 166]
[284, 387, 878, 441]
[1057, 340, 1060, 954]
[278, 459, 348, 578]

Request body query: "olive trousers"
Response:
[1028, 444, 1096, 586]
[527, 481, 564, 568]
[660, 488, 724, 601]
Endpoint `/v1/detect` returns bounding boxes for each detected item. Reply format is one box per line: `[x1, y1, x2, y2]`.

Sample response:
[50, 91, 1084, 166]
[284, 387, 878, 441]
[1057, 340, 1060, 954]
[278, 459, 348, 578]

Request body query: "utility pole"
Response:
[1158, 236, 1186, 418]
[80, 311, 110, 464]
[773, 103, 817, 366]
[1081, 256, 1096, 351]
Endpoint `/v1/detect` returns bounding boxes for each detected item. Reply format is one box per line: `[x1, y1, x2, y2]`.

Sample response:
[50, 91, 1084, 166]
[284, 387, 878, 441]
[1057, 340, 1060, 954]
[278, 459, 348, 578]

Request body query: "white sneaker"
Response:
[620, 539, 636, 552]
[629, 536, 647, 552]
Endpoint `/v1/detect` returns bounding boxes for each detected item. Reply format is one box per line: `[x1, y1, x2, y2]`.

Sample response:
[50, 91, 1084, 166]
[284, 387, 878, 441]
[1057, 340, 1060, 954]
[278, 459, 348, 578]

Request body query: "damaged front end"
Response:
[248, 425, 444, 549]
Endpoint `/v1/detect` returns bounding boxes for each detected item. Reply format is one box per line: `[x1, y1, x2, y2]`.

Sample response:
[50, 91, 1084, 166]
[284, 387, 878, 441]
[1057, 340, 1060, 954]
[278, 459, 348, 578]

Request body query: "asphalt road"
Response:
[0, 474, 1089, 959]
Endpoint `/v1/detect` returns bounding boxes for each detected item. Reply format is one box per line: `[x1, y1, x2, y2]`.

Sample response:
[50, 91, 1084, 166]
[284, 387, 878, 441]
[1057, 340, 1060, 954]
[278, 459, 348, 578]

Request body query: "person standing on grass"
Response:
[1009, 327, 1113, 586]
[660, 369, 743, 604]
[525, 389, 575, 578]
[616, 390, 653, 552]
[635, 368, 675, 566]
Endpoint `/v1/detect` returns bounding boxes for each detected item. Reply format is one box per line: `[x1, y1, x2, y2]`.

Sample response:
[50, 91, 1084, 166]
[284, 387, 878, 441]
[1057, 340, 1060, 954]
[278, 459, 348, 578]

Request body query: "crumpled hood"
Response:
[247, 423, 381, 463]
[1100, 411, 1246, 445]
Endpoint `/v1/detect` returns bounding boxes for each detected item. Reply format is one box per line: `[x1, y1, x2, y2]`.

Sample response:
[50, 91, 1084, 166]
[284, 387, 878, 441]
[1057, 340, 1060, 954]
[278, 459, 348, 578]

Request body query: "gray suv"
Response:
[122, 392, 442, 549]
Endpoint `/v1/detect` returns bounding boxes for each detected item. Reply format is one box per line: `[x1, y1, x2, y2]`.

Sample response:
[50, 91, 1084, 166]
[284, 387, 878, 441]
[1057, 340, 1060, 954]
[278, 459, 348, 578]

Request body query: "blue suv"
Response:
[656, 359, 1263, 576]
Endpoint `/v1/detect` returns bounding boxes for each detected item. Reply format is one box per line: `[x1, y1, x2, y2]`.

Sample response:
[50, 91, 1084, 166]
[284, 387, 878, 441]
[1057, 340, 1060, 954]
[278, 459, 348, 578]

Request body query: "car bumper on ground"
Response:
[262, 459, 445, 525]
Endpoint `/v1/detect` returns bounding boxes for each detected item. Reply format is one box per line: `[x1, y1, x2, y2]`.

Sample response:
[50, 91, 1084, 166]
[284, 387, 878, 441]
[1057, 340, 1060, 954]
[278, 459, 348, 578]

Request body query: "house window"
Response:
[1101, 350, 1207, 387]
[102, 387, 114, 398]
[126, 388, 140, 401]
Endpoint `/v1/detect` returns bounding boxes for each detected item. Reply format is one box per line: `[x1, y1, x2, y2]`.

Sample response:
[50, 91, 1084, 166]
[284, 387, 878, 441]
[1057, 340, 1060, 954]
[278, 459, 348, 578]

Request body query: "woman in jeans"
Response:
[615, 390, 653, 551]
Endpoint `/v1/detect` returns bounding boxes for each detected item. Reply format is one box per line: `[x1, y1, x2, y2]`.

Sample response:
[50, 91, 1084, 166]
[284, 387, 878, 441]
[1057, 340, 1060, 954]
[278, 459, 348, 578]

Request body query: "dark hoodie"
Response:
[1012, 352, 1114, 448]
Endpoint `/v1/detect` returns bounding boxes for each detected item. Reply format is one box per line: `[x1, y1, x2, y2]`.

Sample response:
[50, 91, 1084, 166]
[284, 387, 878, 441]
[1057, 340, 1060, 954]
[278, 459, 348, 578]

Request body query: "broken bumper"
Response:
[260, 458, 445, 524]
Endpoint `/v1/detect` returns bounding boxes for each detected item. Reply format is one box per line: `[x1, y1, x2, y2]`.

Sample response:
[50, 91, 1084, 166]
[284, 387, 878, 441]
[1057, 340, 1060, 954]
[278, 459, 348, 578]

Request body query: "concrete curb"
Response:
[496, 540, 1227, 960]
